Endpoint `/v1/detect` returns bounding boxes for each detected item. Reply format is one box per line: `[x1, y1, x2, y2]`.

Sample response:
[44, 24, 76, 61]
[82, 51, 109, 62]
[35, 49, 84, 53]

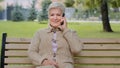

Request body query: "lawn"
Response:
[0, 21, 120, 48]
[0, 21, 120, 37]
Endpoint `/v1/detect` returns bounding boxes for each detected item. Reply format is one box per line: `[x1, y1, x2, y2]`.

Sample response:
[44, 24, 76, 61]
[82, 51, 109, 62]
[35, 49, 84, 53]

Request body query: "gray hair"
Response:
[48, 2, 65, 14]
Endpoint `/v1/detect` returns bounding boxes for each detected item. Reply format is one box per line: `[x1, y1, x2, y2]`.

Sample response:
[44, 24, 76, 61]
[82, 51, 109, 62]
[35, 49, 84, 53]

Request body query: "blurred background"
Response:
[0, 0, 120, 22]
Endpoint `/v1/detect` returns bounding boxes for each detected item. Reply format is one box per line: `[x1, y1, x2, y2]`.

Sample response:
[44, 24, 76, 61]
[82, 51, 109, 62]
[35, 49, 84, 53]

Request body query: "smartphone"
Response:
[61, 13, 65, 25]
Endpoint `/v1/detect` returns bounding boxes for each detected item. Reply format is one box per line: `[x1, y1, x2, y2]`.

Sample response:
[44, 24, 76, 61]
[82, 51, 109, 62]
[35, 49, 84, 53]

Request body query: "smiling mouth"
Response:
[53, 21, 58, 23]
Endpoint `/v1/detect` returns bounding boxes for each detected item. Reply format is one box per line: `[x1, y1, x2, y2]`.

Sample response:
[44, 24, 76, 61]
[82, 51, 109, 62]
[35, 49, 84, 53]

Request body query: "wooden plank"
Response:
[79, 51, 120, 56]
[75, 66, 120, 68]
[6, 38, 31, 44]
[5, 44, 120, 50]
[5, 53, 120, 64]
[83, 44, 120, 50]
[74, 58, 120, 64]
[5, 51, 27, 56]
[80, 38, 120, 44]
[5, 65, 120, 68]
[4, 65, 120, 68]
[5, 44, 29, 50]
[5, 58, 32, 64]
[6, 44, 120, 50]
[6, 38, 120, 44]
[5, 65, 35, 68]
[5, 51, 120, 57]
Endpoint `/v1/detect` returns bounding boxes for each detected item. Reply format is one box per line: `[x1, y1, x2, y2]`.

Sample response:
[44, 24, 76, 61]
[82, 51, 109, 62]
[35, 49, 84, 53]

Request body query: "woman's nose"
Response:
[54, 15, 57, 19]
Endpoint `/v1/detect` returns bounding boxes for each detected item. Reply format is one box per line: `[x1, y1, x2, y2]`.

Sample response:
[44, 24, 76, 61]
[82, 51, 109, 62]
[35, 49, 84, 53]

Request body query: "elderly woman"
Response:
[28, 2, 83, 68]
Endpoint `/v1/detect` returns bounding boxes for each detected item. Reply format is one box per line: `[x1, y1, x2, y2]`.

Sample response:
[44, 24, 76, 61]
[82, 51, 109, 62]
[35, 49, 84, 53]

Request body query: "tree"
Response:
[64, 0, 75, 7]
[37, 0, 51, 22]
[11, 4, 24, 21]
[28, 0, 37, 21]
[100, 0, 113, 32]
[7, 5, 14, 20]
[75, 0, 118, 32]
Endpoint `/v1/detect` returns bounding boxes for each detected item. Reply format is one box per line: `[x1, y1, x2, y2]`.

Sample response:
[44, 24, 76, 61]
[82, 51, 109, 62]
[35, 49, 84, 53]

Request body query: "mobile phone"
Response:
[61, 13, 65, 25]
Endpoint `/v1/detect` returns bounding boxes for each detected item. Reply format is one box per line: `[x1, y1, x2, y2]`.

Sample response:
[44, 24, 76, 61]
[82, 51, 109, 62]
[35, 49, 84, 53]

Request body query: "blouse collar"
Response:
[47, 25, 63, 33]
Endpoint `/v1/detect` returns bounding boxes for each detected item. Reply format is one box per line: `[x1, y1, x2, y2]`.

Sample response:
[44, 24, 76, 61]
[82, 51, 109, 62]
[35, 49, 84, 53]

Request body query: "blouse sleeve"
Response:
[63, 28, 83, 56]
[28, 31, 47, 66]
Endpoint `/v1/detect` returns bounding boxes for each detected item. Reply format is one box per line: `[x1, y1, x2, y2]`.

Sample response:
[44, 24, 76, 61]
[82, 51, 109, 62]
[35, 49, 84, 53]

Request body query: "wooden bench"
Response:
[1, 33, 120, 68]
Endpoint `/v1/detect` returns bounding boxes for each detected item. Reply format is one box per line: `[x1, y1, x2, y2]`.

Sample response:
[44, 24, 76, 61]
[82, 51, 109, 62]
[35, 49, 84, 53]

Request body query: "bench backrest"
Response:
[1, 33, 120, 68]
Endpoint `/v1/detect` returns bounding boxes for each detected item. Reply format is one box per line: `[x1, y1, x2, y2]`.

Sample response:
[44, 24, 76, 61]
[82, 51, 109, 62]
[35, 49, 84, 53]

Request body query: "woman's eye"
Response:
[57, 14, 61, 16]
[50, 14, 61, 16]
[50, 14, 54, 16]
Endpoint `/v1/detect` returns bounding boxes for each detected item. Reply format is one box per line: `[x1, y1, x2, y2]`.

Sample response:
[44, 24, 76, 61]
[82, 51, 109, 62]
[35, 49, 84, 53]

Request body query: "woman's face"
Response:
[48, 8, 63, 28]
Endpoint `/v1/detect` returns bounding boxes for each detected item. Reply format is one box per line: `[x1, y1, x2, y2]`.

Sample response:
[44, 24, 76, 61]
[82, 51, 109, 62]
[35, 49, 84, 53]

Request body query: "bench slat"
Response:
[81, 38, 120, 44]
[6, 38, 120, 44]
[80, 51, 120, 56]
[5, 51, 120, 57]
[5, 58, 32, 64]
[75, 66, 120, 68]
[74, 58, 120, 64]
[5, 44, 120, 50]
[5, 51, 27, 56]
[6, 44, 29, 49]
[5, 65, 35, 68]
[6, 38, 31, 44]
[5, 58, 120, 64]
[84, 44, 120, 50]
[5, 65, 120, 68]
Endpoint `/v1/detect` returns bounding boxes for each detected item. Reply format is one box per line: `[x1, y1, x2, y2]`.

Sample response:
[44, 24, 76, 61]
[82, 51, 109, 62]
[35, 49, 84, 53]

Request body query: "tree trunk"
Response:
[100, 0, 113, 32]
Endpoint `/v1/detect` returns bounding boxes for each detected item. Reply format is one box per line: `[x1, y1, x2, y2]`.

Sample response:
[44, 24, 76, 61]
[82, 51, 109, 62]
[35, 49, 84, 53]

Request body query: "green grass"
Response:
[69, 22, 120, 38]
[0, 21, 120, 38]
[0, 21, 120, 49]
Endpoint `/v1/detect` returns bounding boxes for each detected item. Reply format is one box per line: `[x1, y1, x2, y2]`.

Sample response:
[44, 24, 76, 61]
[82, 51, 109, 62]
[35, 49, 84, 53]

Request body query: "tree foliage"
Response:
[64, 0, 75, 7]
[0, 0, 3, 2]
[28, 0, 37, 21]
[37, 0, 51, 22]
[11, 4, 24, 21]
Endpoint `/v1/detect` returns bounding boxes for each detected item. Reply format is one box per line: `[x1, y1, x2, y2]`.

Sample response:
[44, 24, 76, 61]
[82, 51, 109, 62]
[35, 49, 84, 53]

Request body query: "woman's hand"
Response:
[59, 17, 67, 31]
[42, 59, 58, 68]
